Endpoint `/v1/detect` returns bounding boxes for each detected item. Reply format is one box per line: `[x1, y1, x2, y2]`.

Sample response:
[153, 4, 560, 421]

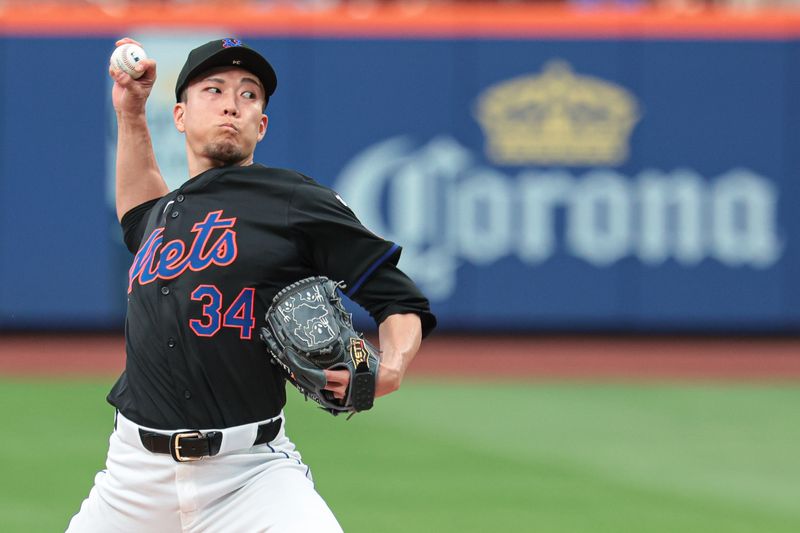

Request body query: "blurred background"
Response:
[1, 1, 799, 532]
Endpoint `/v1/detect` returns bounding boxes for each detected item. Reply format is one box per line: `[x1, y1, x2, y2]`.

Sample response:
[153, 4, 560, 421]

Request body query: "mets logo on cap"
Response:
[222, 39, 243, 48]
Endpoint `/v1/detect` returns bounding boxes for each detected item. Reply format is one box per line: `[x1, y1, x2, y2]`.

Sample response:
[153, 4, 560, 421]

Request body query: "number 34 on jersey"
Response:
[128, 210, 256, 340]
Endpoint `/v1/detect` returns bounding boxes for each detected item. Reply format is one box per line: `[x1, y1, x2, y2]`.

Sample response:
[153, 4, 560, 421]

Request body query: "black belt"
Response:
[139, 418, 282, 463]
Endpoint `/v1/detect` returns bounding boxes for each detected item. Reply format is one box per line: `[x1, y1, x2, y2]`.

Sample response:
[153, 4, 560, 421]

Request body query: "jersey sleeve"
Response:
[289, 179, 400, 296]
[120, 197, 160, 253]
[351, 261, 437, 338]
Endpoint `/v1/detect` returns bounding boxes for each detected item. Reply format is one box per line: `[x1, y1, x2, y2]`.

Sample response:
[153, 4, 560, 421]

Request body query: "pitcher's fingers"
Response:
[329, 383, 347, 400]
[324, 369, 350, 400]
[135, 58, 157, 80]
[108, 65, 127, 83]
[115, 37, 143, 47]
[111, 67, 144, 91]
[324, 369, 350, 386]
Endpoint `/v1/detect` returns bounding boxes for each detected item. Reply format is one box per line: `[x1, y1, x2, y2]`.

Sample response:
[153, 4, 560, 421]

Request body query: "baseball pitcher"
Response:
[66, 37, 436, 532]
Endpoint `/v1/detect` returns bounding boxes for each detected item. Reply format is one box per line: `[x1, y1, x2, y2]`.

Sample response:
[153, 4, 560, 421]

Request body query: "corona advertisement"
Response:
[1, 17, 798, 331]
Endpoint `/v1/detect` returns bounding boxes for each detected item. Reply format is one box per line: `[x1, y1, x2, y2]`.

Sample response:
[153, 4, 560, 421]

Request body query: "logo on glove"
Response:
[348, 338, 370, 370]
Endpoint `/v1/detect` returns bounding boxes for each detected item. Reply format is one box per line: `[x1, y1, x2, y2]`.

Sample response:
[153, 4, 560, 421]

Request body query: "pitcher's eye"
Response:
[242, 91, 256, 99]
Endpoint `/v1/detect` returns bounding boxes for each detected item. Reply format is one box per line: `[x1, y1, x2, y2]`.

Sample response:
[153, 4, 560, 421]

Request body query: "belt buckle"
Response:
[170, 431, 204, 462]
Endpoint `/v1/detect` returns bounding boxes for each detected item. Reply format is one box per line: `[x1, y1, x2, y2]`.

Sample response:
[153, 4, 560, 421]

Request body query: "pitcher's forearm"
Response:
[108, 39, 167, 221]
[115, 112, 169, 221]
[376, 313, 422, 397]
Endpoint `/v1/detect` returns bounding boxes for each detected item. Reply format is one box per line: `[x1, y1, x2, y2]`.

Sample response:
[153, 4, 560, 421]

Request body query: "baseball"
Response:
[111, 43, 147, 79]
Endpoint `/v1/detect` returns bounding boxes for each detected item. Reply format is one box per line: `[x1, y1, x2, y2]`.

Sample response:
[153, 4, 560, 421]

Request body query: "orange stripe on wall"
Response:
[3, 4, 800, 39]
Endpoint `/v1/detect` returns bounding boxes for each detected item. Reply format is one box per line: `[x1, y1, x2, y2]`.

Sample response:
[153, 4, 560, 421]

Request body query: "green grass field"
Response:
[1, 377, 798, 532]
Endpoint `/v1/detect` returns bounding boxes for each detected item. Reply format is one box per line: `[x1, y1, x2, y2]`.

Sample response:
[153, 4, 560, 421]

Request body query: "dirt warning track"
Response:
[1, 333, 799, 381]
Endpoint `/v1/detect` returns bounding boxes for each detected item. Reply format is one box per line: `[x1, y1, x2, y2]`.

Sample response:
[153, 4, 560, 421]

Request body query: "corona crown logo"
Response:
[474, 61, 639, 166]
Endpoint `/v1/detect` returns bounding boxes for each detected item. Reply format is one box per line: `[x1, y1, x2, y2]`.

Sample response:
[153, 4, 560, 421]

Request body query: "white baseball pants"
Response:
[66, 411, 343, 533]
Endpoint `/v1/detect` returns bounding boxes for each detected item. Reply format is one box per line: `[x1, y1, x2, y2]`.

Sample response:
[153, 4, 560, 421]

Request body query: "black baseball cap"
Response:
[175, 38, 277, 108]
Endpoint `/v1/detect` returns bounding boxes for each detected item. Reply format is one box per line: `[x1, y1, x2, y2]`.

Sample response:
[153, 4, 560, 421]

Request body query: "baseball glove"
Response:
[259, 276, 380, 416]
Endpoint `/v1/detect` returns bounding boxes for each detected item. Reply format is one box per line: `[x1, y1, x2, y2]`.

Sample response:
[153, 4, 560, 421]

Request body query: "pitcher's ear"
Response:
[257, 114, 268, 141]
[174, 103, 186, 133]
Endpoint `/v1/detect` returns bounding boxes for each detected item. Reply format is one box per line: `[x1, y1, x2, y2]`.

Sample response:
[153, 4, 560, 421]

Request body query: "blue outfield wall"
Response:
[1, 35, 800, 332]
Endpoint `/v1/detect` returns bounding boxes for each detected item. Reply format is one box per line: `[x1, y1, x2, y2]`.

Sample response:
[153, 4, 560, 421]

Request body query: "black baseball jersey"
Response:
[108, 164, 435, 430]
